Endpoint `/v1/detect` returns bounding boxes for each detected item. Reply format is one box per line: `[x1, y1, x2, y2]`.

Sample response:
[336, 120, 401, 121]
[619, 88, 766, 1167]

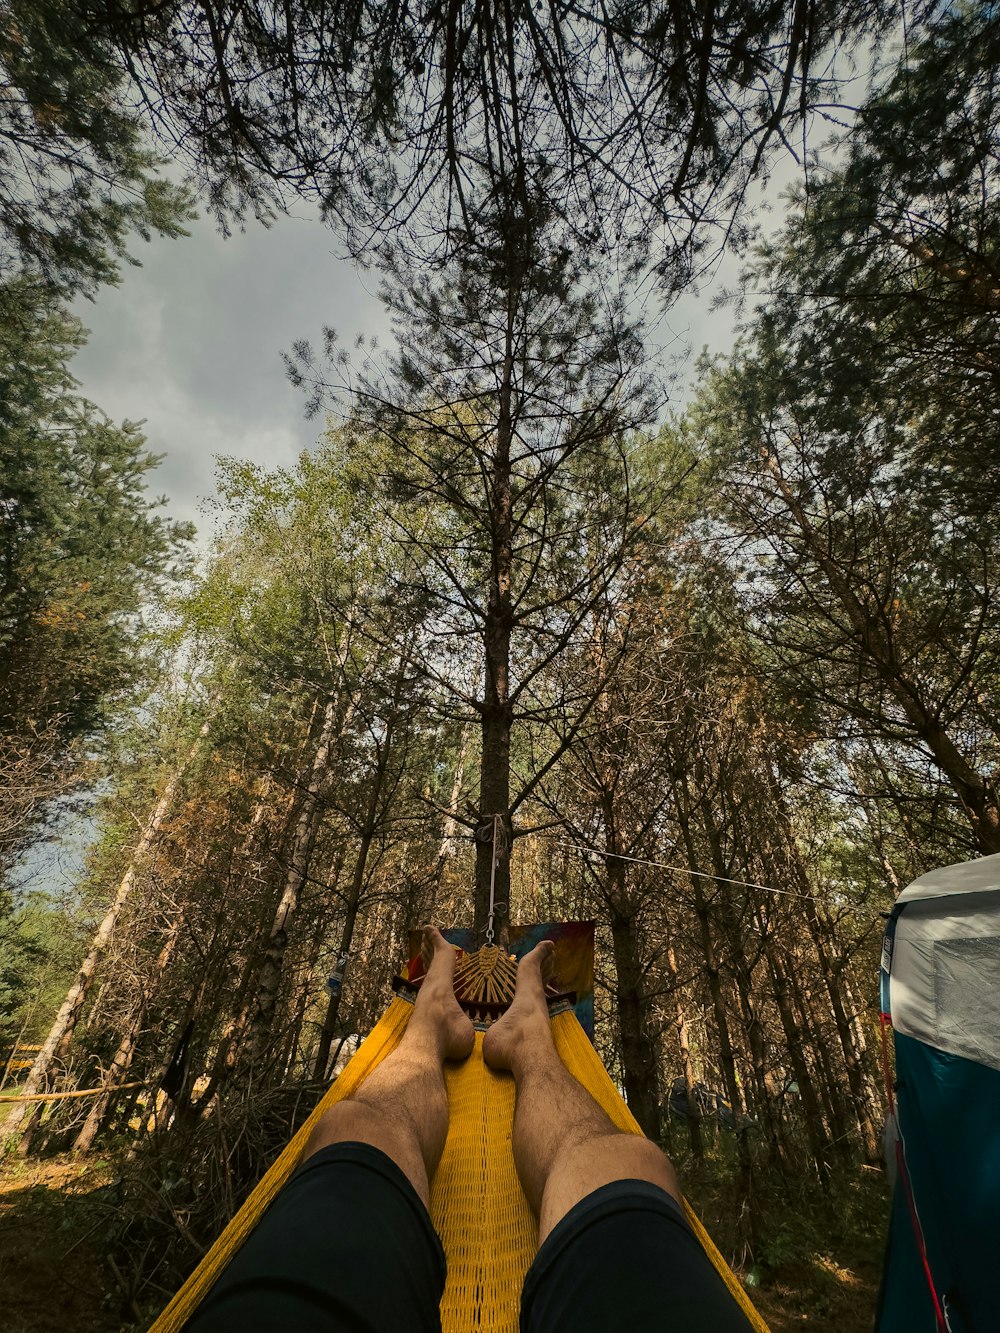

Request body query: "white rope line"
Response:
[549, 838, 815, 900]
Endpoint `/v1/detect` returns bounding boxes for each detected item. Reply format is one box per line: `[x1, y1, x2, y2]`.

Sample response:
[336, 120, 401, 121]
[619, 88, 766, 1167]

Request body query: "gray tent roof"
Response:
[898, 852, 1000, 904]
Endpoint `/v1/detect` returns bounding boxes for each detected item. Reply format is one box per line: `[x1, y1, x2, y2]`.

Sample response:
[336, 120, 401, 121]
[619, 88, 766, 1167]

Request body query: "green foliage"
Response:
[743, 2, 1000, 503]
[687, 4, 1000, 857]
[0, 890, 81, 1047]
[0, 0, 193, 297]
[0, 907, 47, 1044]
[189, 436, 403, 699]
[0, 280, 195, 739]
[0, 279, 194, 872]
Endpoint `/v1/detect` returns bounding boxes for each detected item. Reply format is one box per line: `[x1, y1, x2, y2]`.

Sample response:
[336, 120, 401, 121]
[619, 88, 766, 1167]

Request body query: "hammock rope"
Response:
[148, 944, 770, 1333]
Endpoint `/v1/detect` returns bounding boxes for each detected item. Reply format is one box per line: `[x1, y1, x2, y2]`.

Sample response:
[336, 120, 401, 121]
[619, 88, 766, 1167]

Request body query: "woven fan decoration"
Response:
[394, 943, 572, 1028]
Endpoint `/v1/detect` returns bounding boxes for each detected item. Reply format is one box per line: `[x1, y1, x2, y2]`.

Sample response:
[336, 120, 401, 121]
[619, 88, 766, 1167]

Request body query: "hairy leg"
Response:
[302, 926, 474, 1208]
[483, 941, 681, 1246]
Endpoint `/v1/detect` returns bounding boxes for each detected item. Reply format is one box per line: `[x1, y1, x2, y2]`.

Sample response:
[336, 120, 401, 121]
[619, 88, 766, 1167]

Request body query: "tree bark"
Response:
[609, 905, 660, 1139]
[791, 964, 853, 1158]
[72, 917, 182, 1153]
[474, 324, 515, 940]
[665, 943, 703, 1158]
[695, 790, 787, 1170]
[804, 905, 881, 1161]
[434, 726, 469, 875]
[311, 881, 365, 1082]
[312, 661, 411, 1081]
[5, 719, 210, 1150]
[248, 698, 339, 1068]
[764, 767, 883, 1163]
[688, 871, 756, 1225]
[760, 928, 832, 1185]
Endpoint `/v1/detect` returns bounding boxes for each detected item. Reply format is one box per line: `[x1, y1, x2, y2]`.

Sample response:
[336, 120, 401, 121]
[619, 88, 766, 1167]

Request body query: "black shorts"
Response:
[184, 1142, 755, 1332]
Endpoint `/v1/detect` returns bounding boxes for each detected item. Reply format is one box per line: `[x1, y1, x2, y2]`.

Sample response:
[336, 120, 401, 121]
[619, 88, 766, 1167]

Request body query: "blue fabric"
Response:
[876, 1033, 1000, 1333]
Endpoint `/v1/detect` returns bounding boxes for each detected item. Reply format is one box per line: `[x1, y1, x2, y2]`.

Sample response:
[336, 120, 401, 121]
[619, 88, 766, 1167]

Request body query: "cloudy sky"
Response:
[70, 206, 389, 540]
[68, 197, 764, 546]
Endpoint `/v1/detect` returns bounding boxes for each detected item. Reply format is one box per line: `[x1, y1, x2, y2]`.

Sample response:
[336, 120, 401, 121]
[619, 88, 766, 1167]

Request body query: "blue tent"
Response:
[876, 854, 1000, 1333]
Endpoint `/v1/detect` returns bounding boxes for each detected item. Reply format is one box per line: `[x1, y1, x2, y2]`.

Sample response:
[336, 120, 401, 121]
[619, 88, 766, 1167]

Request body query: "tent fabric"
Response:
[877, 857, 1000, 1333]
[876, 1034, 1000, 1333]
[887, 890, 1000, 1073]
[896, 851, 1000, 903]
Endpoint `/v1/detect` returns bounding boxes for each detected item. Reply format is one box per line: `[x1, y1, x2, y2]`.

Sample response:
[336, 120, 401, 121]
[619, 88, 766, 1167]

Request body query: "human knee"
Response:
[304, 1098, 389, 1157]
[605, 1132, 681, 1197]
[567, 1130, 679, 1196]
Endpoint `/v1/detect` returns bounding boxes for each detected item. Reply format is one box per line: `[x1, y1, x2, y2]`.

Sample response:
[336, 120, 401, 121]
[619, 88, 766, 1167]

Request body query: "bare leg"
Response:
[302, 926, 474, 1208]
[483, 941, 682, 1246]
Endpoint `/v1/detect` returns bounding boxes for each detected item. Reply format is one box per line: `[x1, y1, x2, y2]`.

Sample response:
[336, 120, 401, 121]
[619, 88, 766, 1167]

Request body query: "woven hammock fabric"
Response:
[434, 1033, 535, 1330]
[147, 998, 413, 1333]
[149, 999, 769, 1333]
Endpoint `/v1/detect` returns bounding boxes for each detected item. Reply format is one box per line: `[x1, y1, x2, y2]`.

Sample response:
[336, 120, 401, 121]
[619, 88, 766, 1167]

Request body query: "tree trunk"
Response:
[688, 872, 756, 1227]
[792, 965, 854, 1159]
[191, 952, 260, 1118]
[248, 699, 338, 1068]
[665, 944, 703, 1158]
[805, 906, 881, 1162]
[760, 929, 832, 1185]
[435, 726, 470, 875]
[695, 794, 786, 1170]
[283, 911, 328, 1080]
[842, 967, 885, 1133]
[72, 917, 182, 1153]
[764, 768, 883, 1164]
[314, 643, 416, 1078]
[188, 785, 296, 1111]
[5, 720, 209, 1150]
[311, 880, 364, 1083]
[311, 722, 397, 1081]
[734, 976, 785, 1172]
[609, 907, 660, 1139]
[475, 330, 515, 940]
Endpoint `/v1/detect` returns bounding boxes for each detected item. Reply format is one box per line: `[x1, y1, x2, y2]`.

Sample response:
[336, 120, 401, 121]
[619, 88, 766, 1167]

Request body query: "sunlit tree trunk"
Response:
[248, 699, 338, 1067]
[665, 942, 703, 1159]
[312, 695, 405, 1081]
[72, 917, 182, 1152]
[434, 726, 470, 876]
[5, 719, 210, 1151]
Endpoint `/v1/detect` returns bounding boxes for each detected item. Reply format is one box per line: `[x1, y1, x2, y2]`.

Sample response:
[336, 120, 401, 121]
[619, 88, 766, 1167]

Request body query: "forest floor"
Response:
[0, 1156, 126, 1333]
[0, 1151, 889, 1332]
[678, 1151, 891, 1333]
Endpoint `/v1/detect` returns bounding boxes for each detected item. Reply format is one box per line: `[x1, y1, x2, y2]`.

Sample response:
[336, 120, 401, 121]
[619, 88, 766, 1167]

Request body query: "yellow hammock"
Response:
[149, 948, 769, 1333]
